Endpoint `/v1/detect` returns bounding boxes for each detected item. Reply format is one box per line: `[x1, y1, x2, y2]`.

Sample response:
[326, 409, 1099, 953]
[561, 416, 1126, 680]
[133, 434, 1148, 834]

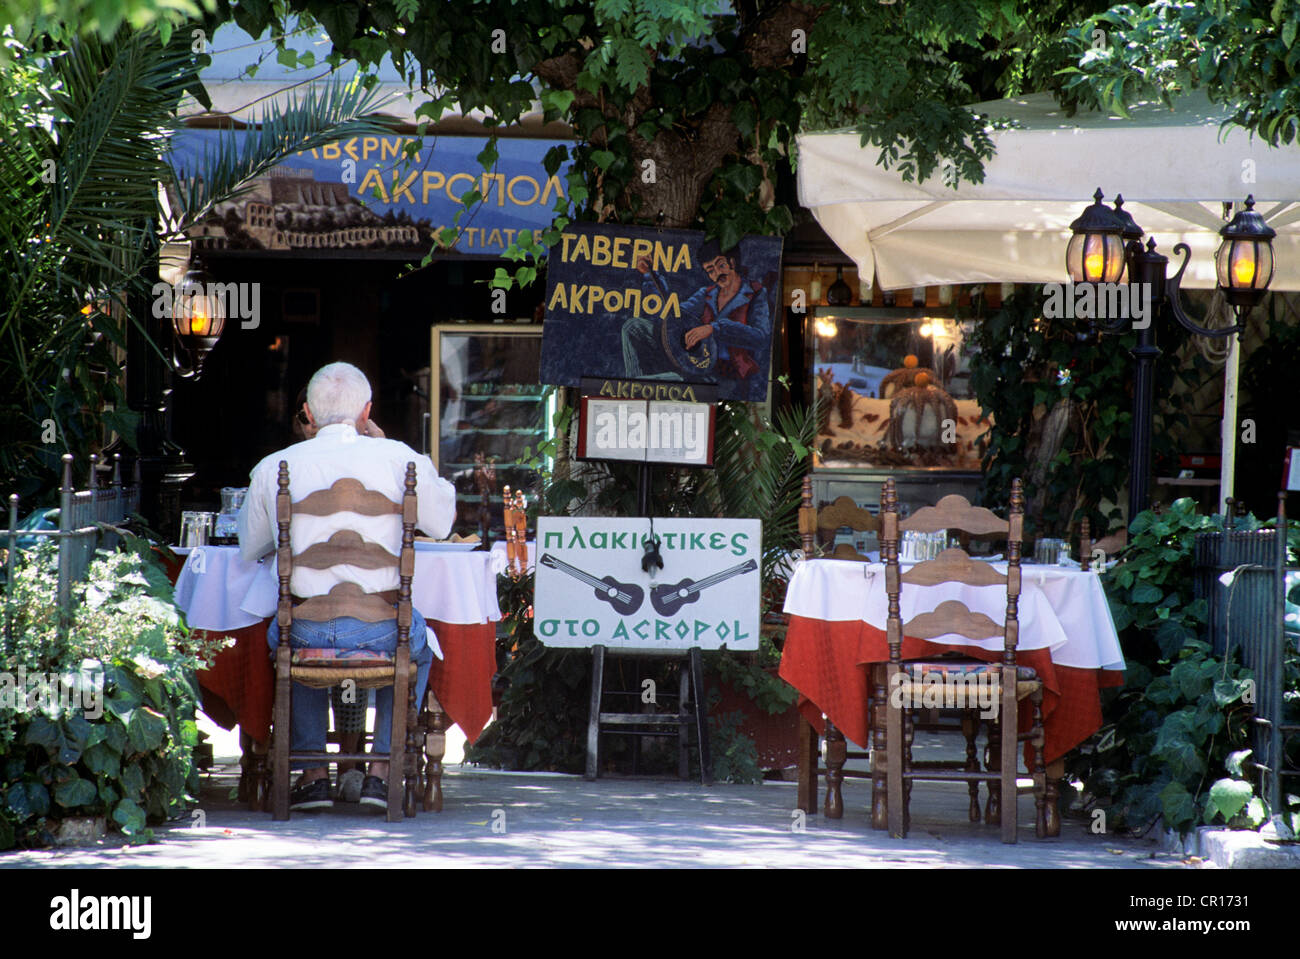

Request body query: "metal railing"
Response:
[3, 453, 141, 639]
[1192, 495, 1298, 830]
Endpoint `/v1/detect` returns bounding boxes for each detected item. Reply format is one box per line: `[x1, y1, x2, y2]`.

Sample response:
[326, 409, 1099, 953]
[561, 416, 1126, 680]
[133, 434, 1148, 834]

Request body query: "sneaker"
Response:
[336, 769, 365, 803]
[289, 777, 334, 811]
[359, 775, 388, 811]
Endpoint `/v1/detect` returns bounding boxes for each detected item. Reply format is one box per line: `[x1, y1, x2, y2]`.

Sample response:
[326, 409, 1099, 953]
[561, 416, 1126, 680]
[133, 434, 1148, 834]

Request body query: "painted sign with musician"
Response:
[534, 517, 761, 650]
[540, 224, 783, 403]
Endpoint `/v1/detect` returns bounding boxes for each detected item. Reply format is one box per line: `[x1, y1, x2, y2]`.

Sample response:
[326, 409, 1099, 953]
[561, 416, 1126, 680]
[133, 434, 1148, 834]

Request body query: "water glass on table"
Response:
[1033, 537, 1068, 566]
[179, 511, 213, 548]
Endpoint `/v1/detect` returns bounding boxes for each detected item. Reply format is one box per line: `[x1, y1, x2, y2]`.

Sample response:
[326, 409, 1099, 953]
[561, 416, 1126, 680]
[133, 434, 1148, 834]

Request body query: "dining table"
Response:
[170, 543, 505, 802]
[778, 555, 1125, 832]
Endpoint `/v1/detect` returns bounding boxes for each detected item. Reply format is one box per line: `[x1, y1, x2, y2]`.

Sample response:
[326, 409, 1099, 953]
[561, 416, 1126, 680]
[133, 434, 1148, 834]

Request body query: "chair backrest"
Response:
[798, 475, 880, 561]
[1079, 516, 1126, 571]
[880, 477, 1024, 664]
[274, 460, 419, 647]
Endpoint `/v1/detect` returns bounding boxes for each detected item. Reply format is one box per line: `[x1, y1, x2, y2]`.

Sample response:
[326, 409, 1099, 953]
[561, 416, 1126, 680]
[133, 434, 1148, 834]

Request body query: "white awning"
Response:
[797, 93, 1300, 290]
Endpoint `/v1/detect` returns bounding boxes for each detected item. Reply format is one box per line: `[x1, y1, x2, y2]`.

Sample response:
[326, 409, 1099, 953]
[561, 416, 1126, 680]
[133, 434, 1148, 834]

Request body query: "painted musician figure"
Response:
[620, 238, 771, 387]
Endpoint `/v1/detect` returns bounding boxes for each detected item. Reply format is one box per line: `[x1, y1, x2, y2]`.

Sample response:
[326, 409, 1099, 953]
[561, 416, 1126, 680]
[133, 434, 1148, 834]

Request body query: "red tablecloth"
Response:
[778, 614, 1123, 764]
[193, 621, 497, 746]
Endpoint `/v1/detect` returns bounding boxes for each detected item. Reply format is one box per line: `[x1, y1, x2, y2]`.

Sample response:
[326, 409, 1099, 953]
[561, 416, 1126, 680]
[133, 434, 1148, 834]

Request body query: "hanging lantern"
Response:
[168, 267, 227, 378]
[1215, 195, 1276, 309]
[1066, 189, 1127, 284]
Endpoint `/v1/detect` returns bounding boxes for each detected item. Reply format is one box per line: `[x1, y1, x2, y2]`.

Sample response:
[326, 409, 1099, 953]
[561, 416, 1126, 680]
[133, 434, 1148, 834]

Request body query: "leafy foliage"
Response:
[0, 25, 391, 501]
[0, 541, 226, 849]
[221, 0, 1118, 279]
[1070, 499, 1300, 837]
[1060, 0, 1300, 147]
[967, 286, 1206, 538]
[707, 709, 763, 785]
[464, 572, 591, 773]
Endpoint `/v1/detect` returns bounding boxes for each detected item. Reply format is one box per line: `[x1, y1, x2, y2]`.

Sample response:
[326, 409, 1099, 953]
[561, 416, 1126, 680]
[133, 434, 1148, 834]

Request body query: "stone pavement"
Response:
[3, 759, 1192, 869]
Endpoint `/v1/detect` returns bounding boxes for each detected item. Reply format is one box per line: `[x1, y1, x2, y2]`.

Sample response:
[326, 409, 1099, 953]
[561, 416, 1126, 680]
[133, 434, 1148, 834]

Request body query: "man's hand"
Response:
[684, 324, 714, 349]
[636, 256, 651, 274]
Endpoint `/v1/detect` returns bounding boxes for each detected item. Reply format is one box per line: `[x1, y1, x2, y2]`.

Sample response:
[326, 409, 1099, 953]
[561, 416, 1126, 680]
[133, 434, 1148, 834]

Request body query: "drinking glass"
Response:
[179, 511, 212, 547]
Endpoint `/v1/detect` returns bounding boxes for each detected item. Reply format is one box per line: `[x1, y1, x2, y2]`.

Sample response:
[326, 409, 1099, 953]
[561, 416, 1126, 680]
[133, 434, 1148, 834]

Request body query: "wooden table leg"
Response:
[1045, 758, 1064, 838]
[422, 689, 447, 813]
[824, 720, 846, 819]
[796, 715, 818, 814]
[240, 730, 269, 813]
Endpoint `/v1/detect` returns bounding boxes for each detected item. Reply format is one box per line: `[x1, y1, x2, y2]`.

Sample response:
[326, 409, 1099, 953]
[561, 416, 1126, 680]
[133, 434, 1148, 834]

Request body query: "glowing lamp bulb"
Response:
[1232, 255, 1256, 287]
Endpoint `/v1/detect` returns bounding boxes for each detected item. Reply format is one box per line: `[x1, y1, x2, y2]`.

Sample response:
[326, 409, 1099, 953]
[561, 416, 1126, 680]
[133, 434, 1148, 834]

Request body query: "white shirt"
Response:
[237, 423, 456, 599]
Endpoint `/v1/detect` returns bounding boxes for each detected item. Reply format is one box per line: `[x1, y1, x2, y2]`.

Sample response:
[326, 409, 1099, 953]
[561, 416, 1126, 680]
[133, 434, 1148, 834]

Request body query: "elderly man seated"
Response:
[238, 362, 456, 811]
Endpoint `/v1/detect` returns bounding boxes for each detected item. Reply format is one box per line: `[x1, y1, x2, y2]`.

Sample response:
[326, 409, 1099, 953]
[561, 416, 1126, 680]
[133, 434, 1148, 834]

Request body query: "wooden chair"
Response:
[1079, 516, 1126, 570]
[878, 477, 1047, 843]
[794, 475, 880, 816]
[270, 461, 422, 822]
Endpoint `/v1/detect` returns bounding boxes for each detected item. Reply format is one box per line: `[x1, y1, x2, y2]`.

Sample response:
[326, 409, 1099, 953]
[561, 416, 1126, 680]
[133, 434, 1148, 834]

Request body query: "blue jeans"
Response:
[268, 610, 434, 772]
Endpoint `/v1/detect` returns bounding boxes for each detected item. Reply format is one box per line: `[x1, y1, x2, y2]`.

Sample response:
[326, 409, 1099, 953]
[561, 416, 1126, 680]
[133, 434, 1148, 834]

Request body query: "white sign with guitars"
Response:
[534, 517, 761, 650]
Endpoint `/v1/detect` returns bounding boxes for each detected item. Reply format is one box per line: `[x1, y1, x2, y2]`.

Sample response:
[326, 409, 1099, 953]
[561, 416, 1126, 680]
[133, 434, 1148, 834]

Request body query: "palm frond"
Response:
[710, 398, 818, 601]
[163, 76, 395, 235]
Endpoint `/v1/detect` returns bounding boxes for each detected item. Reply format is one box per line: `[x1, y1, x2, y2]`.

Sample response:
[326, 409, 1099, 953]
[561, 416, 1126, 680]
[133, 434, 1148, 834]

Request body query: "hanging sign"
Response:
[576, 398, 715, 465]
[166, 130, 572, 256]
[534, 517, 761, 650]
[540, 223, 783, 402]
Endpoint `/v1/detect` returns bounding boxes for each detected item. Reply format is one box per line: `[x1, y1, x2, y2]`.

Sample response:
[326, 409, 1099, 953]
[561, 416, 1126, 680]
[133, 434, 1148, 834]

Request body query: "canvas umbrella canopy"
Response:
[796, 92, 1300, 292]
[797, 92, 1300, 513]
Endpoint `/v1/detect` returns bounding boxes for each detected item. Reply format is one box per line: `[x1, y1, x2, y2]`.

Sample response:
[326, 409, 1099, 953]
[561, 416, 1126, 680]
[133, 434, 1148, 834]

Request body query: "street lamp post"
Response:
[1066, 191, 1276, 521]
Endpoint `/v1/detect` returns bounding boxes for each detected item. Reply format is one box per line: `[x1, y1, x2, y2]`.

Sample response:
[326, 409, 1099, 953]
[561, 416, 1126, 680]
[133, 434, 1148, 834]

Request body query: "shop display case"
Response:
[430, 323, 555, 541]
[805, 306, 987, 543]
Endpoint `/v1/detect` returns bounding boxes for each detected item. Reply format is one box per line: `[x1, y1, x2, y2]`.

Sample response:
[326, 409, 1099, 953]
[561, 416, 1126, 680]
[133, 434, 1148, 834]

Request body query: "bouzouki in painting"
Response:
[539, 553, 645, 616]
[649, 559, 757, 617]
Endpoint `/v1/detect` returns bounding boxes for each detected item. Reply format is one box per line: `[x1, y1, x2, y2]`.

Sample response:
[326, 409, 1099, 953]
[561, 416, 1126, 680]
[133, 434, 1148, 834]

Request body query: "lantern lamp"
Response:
[167, 268, 227, 379]
[1066, 188, 1127, 284]
[1215, 195, 1276, 311]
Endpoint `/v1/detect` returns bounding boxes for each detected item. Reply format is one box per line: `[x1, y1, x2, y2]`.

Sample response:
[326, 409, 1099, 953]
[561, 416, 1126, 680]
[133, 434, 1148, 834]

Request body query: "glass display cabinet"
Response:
[805, 306, 988, 547]
[430, 323, 555, 542]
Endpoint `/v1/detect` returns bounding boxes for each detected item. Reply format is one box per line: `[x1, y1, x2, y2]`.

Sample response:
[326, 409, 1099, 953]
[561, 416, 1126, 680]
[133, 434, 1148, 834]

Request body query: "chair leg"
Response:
[871, 665, 888, 831]
[388, 652, 410, 823]
[1032, 691, 1048, 839]
[886, 665, 905, 838]
[985, 717, 1000, 826]
[1000, 680, 1017, 844]
[404, 674, 420, 818]
[272, 649, 291, 821]
[423, 689, 446, 813]
[823, 720, 846, 819]
[962, 712, 981, 822]
[902, 707, 915, 834]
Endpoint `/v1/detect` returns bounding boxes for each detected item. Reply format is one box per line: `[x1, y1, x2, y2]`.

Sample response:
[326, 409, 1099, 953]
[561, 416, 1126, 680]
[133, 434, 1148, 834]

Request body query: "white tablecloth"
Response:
[783, 558, 1124, 671]
[174, 545, 506, 632]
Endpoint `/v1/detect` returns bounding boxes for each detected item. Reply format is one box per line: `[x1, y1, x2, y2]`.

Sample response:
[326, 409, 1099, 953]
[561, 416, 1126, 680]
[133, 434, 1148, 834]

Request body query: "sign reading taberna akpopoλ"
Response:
[540, 223, 783, 403]
[534, 517, 761, 650]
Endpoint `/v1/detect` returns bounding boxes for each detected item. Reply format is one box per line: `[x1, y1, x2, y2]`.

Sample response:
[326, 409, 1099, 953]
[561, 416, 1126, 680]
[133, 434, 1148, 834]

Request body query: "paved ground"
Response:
[3, 742, 1191, 869]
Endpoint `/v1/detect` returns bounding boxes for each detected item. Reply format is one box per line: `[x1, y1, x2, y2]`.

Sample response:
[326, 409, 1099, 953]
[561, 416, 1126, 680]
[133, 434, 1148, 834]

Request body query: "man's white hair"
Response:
[306, 362, 371, 427]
